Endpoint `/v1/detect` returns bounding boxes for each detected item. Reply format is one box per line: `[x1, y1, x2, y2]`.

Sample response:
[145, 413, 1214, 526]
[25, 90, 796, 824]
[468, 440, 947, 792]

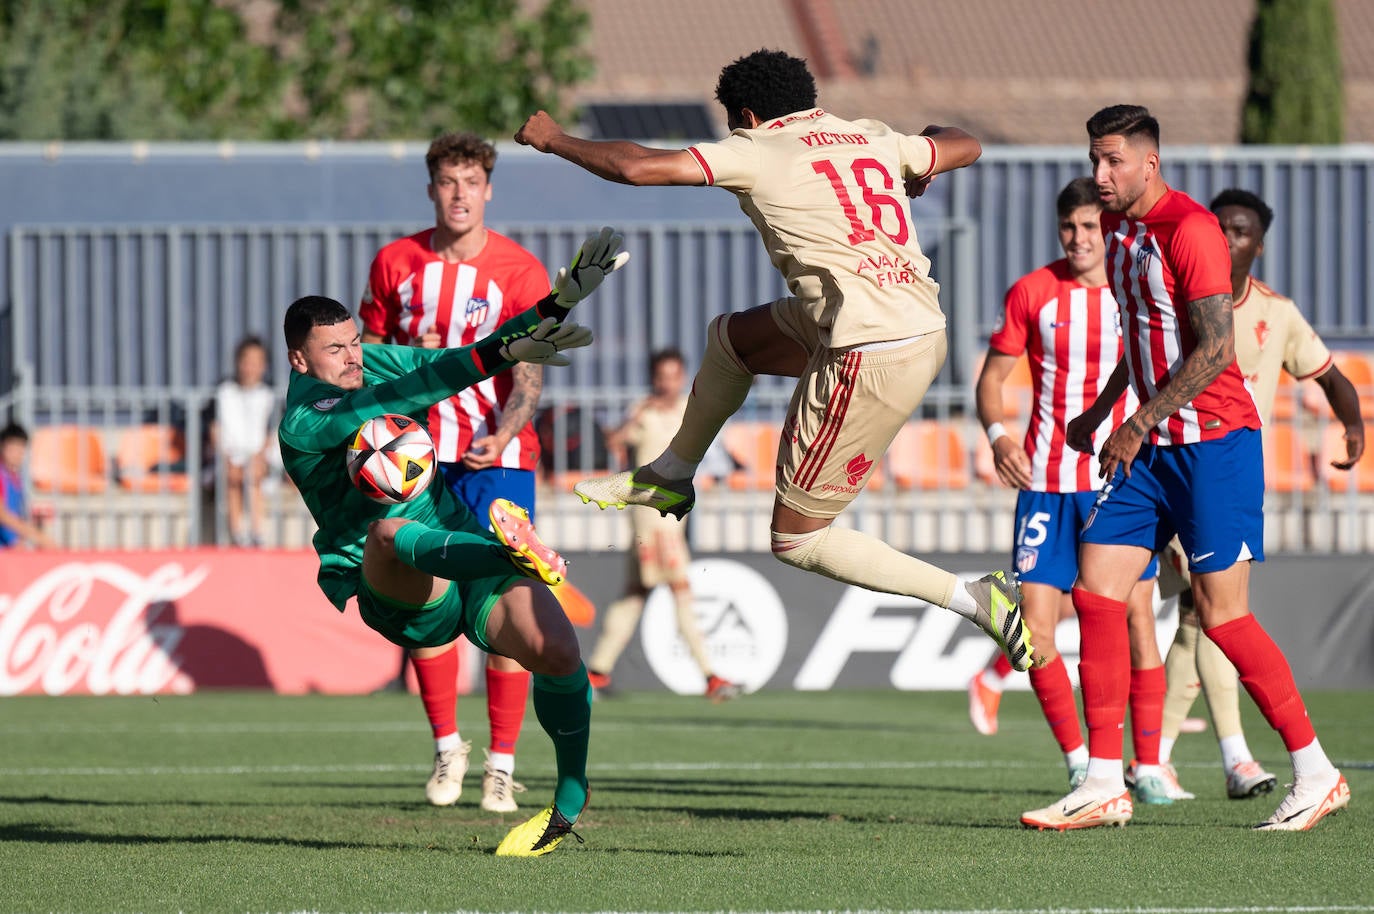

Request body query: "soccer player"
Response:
[969, 177, 1178, 803]
[277, 227, 629, 857]
[0, 422, 57, 550]
[1153, 188, 1365, 799]
[515, 49, 1034, 672]
[359, 132, 555, 814]
[585, 347, 742, 702]
[1021, 106, 1349, 831]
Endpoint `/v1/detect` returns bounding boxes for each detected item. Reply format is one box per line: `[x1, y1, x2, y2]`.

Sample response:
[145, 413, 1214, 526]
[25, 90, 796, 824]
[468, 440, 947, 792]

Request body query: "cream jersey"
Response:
[623, 394, 688, 465]
[1233, 276, 1333, 425]
[688, 108, 944, 348]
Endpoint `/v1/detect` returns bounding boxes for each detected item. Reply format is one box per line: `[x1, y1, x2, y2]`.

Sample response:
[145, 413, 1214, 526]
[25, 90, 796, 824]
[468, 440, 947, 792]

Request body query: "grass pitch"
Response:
[1, 688, 1370, 913]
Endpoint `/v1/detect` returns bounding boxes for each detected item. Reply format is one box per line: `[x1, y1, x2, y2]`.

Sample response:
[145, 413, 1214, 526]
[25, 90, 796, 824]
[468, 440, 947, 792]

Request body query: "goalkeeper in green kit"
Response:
[277, 227, 630, 857]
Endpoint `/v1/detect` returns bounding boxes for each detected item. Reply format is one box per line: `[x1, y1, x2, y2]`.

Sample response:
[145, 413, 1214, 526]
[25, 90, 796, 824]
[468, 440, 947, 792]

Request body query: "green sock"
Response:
[392, 521, 514, 581]
[533, 664, 592, 821]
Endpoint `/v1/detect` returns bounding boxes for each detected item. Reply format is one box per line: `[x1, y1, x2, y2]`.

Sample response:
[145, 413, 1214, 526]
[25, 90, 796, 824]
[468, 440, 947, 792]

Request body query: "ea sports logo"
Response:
[641, 558, 788, 694]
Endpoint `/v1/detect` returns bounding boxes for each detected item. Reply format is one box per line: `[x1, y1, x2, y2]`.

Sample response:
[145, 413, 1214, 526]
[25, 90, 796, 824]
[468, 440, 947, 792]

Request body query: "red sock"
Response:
[1027, 654, 1083, 753]
[1073, 587, 1129, 761]
[991, 653, 1015, 680]
[486, 665, 531, 755]
[1130, 665, 1166, 765]
[1205, 614, 1316, 751]
[411, 647, 459, 740]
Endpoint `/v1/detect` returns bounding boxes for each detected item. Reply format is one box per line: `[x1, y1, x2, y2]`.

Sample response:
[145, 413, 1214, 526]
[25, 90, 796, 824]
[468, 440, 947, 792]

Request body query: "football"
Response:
[345, 414, 436, 504]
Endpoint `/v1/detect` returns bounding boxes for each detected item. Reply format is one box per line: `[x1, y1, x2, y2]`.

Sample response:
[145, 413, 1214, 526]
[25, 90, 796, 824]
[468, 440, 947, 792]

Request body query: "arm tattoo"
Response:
[494, 363, 544, 437]
[1129, 293, 1234, 433]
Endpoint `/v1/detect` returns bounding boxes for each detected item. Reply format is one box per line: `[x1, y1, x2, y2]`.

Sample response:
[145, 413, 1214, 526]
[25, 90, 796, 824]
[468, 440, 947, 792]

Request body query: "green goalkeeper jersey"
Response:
[277, 305, 553, 611]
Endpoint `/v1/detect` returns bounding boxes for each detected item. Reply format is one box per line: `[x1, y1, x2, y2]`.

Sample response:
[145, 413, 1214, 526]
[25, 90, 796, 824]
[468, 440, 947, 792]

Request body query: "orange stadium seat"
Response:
[1330, 350, 1374, 416]
[973, 352, 1033, 418]
[29, 425, 109, 494]
[116, 425, 190, 494]
[1271, 370, 1299, 421]
[1322, 422, 1374, 493]
[1263, 423, 1315, 493]
[722, 421, 780, 491]
[887, 421, 970, 490]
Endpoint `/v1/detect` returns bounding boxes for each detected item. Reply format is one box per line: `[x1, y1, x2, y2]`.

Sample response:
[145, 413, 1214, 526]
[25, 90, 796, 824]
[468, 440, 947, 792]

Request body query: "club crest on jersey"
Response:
[1135, 244, 1156, 270]
[1015, 546, 1039, 574]
[312, 397, 341, 411]
[1254, 319, 1271, 349]
[464, 297, 490, 327]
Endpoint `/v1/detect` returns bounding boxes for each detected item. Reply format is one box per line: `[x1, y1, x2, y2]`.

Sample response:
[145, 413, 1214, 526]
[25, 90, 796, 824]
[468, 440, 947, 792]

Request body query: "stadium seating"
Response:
[29, 425, 109, 494]
[722, 421, 780, 491]
[1331, 350, 1374, 416]
[887, 421, 971, 490]
[1264, 423, 1315, 493]
[972, 352, 1033, 418]
[116, 425, 191, 494]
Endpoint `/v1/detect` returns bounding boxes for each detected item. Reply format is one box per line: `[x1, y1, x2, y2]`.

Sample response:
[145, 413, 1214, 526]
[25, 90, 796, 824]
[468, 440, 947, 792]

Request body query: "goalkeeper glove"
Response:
[498, 317, 594, 367]
[553, 226, 631, 307]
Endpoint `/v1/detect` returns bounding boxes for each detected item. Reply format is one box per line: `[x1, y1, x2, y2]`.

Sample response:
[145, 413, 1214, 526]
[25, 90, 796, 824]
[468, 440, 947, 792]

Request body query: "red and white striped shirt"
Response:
[359, 229, 551, 468]
[990, 260, 1136, 492]
[1101, 187, 1261, 445]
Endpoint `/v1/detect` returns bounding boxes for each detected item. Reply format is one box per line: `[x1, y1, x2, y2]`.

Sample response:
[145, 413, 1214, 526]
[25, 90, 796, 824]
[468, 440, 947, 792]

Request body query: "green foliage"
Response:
[1241, 0, 1344, 144]
[0, 0, 591, 140]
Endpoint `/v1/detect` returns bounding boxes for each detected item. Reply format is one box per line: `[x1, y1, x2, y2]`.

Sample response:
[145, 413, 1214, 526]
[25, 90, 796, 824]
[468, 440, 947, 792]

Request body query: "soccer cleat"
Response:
[587, 670, 612, 691]
[1132, 774, 1176, 806]
[1227, 760, 1279, 799]
[495, 798, 587, 857]
[1125, 760, 1193, 800]
[1068, 762, 1089, 790]
[425, 739, 472, 807]
[967, 670, 1002, 735]
[705, 674, 743, 703]
[574, 467, 695, 520]
[1021, 783, 1134, 831]
[480, 752, 527, 814]
[965, 571, 1034, 672]
[489, 498, 568, 586]
[1255, 771, 1349, 831]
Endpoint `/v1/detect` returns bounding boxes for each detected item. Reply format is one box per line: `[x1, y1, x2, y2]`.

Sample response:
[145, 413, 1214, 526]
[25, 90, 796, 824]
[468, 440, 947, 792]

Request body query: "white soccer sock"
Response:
[1065, 745, 1089, 769]
[1159, 735, 1176, 765]
[1290, 738, 1336, 778]
[945, 583, 978, 620]
[436, 732, 462, 753]
[488, 751, 515, 775]
[647, 447, 698, 481]
[981, 667, 1006, 692]
[1218, 733, 1254, 771]
[1086, 757, 1125, 788]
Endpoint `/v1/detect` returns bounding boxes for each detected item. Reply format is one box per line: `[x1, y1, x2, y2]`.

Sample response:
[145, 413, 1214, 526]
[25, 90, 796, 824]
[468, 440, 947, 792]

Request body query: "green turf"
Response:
[0, 689, 1370, 913]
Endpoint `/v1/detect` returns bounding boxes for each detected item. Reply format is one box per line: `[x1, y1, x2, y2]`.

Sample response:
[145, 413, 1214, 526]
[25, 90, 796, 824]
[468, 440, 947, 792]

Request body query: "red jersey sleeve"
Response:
[988, 275, 1033, 357]
[1168, 212, 1233, 305]
[500, 256, 552, 322]
[358, 252, 399, 339]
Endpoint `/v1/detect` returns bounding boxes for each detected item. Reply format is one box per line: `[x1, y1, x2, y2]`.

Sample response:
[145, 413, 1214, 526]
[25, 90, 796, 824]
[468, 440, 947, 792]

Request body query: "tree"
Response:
[277, 0, 592, 139]
[1241, 0, 1343, 144]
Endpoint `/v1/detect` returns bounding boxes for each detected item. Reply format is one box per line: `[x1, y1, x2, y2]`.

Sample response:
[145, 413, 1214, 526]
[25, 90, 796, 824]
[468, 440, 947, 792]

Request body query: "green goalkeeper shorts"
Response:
[356, 570, 523, 652]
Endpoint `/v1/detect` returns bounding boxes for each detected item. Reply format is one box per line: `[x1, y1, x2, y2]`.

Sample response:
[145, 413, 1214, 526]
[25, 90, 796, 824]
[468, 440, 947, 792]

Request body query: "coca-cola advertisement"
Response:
[0, 551, 408, 696]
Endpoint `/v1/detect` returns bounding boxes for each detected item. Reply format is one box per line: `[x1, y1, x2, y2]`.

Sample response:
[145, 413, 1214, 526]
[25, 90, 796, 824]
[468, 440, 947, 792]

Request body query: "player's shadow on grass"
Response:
[0, 821, 440, 850]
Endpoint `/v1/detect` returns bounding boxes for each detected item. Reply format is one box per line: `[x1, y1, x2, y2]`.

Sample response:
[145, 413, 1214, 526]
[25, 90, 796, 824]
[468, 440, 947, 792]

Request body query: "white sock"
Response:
[436, 732, 462, 753]
[1135, 763, 1163, 780]
[981, 666, 1006, 692]
[1159, 735, 1176, 765]
[487, 751, 515, 775]
[946, 583, 977, 620]
[647, 447, 697, 481]
[1218, 733, 1253, 771]
[1086, 757, 1125, 788]
[1290, 738, 1336, 778]
[1066, 745, 1089, 769]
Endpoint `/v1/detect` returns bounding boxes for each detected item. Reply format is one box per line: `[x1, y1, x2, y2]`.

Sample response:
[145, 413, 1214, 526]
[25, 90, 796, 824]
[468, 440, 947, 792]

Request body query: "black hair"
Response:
[234, 334, 267, 361]
[1057, 177, 1102, 219]
[1086, 104, 1161, 147]
[283, 295, 353, 350]
[715, 49, 817, 123]
[1209, 188, 1274, 234]
[649, 346, 685, 374]
[0, 422, 27, 444]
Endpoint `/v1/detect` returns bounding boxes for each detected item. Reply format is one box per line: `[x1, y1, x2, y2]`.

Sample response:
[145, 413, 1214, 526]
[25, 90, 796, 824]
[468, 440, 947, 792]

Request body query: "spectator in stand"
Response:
[214, 335, 277, 547]
[0, 422, 57, 549]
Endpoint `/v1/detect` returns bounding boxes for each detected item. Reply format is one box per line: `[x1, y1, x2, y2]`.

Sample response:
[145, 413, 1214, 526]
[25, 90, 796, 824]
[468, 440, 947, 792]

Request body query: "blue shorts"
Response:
[439, 465, 538, 527]
[1080, 427, 1264, 574]
[1013, 490, 1157, 591]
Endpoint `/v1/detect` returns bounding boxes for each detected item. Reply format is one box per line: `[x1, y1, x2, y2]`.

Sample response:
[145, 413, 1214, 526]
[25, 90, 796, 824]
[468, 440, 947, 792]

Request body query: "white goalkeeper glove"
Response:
[498, 317, 594, 367]
[553, 226, 632, 307]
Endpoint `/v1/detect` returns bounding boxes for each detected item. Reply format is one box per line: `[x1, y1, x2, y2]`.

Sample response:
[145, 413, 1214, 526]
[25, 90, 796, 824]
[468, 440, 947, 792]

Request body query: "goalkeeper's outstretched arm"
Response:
[515, 112, 706, 187]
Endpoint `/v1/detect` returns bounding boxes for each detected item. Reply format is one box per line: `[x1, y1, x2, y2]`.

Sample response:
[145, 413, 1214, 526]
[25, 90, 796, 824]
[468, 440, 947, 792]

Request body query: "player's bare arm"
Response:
[464, 362, 543, 470]
[975, 350, 1032, 490]
[1314, 365, 1366, 469]
[1097, 293, 1234, 479]
[515, 111, 705, 186]
[905, 125, 981, 197]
